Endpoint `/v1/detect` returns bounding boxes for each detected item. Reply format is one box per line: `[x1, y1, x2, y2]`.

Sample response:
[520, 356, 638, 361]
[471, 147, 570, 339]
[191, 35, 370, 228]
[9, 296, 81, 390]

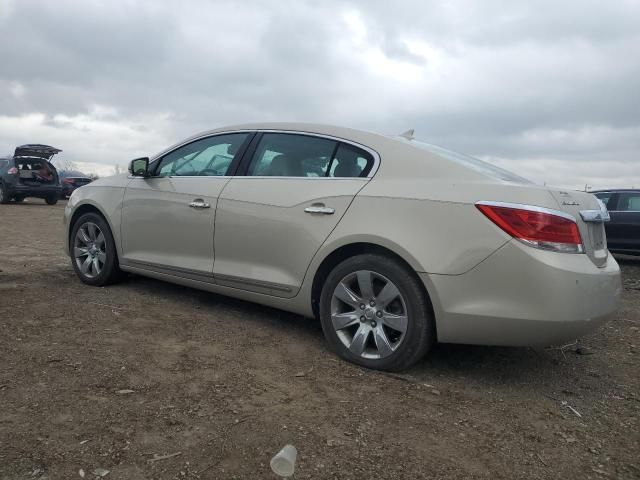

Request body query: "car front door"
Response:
[212, 132, 377, 297]
[120, 132, 252, 277]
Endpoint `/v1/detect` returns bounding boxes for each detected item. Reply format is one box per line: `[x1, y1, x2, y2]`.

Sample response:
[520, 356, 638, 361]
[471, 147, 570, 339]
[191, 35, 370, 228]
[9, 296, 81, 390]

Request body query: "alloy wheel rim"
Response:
[330, 270, 408, 360]
[73, 222, 106, 278]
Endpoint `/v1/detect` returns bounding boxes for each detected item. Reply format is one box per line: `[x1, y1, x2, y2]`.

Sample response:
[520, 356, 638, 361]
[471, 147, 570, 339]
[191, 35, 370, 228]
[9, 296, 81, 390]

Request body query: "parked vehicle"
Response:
[63, 123, 622, 371]
[593, 189, 640, 256]
[59, 170, 93, 199]
[0, 144, 62, 204]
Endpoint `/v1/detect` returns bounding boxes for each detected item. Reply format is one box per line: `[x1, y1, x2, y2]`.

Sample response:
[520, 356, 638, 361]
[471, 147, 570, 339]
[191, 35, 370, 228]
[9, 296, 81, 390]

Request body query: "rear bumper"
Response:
[422, 240, 622, 347]
[7, 184, 62, 198]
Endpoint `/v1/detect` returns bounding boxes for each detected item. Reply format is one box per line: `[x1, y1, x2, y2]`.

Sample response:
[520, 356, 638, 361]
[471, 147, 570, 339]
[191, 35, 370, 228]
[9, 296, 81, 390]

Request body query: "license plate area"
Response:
[587, 223, 608, 263]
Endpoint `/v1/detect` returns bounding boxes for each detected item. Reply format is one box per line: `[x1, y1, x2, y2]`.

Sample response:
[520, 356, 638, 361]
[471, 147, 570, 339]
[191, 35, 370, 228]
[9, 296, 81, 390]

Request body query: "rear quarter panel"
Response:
[318, 191, 510, 275]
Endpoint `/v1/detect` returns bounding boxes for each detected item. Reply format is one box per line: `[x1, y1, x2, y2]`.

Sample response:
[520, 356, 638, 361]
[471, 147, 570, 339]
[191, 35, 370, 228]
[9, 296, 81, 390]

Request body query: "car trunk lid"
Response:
[547, 189, 609, 267]
[14, 144, 62, 160]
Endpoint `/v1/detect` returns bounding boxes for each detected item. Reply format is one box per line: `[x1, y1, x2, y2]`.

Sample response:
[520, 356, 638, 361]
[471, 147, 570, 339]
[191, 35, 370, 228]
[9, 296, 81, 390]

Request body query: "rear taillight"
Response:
[476, 201, 584, 254]
[7, 167, 18, 175]
[63, 179, 74, 185]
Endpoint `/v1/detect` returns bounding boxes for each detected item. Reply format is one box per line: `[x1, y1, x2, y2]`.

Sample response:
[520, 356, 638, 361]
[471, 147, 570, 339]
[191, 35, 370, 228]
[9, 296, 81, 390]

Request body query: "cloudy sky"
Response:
[1, 0, 639, 188]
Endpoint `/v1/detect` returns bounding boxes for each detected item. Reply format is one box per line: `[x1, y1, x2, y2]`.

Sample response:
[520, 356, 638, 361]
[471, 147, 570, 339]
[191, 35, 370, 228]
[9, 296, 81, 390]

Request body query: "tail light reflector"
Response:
[476, 201, 584, 254]
[8, 167, 18, 175]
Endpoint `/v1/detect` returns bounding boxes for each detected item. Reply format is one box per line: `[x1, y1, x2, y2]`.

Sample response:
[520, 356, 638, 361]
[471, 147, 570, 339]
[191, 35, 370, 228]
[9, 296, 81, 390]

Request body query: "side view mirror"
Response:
[129, 157, 149, 177]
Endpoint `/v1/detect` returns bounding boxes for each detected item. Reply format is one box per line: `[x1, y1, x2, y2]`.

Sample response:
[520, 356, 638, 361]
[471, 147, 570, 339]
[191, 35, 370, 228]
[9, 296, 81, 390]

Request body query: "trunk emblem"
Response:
[562, 201, 580, 206]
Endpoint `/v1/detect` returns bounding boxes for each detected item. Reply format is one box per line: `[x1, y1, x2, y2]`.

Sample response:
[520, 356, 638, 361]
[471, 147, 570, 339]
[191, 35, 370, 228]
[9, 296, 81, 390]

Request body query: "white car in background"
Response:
[63, 123, 622, 371]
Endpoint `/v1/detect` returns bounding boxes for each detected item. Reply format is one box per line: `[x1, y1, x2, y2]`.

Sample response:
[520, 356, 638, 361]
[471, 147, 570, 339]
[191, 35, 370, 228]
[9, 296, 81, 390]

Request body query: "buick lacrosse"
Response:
[64, 123, 622, 371]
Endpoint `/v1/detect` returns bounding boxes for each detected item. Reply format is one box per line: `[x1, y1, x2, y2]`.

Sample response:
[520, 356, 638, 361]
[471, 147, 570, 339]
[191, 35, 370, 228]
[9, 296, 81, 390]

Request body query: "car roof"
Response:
[151, 122, 531, 185]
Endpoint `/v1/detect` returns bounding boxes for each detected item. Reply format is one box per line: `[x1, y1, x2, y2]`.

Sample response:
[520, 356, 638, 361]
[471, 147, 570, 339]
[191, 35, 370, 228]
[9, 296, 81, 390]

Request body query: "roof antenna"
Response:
[399, 129, 414, 140]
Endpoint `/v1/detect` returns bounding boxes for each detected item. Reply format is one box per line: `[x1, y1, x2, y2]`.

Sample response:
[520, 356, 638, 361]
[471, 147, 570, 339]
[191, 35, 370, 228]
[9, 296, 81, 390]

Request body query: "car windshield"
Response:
[409, 140, 532, 184]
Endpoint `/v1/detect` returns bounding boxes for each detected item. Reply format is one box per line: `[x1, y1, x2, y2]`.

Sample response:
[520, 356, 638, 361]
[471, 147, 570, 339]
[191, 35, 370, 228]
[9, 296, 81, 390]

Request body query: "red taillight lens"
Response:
[63, 179, 74, 185]
[476, 202, 584, 253]
[8, 167, 18, 175]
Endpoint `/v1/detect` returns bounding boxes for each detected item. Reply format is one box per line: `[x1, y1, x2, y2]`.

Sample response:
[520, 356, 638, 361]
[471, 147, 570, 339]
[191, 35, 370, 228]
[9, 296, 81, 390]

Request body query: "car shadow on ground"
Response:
[115, 273, 583, 384]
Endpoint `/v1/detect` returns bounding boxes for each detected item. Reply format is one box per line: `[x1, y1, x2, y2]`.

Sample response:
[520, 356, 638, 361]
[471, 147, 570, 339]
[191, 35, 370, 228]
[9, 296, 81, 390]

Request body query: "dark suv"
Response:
[593, 189, 640, 256]
[0, 144, 63, 205]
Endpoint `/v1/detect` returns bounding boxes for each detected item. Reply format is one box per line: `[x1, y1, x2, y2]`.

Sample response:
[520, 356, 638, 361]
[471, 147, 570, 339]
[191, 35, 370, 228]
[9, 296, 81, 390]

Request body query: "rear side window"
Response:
[247, 133, 337, 177]
[156, 133, 249, 177]
[328, 143, 374, 177]
[616, 193, 640, 212]
[0, 159, 8, 169]
[246, 133, 374, 178]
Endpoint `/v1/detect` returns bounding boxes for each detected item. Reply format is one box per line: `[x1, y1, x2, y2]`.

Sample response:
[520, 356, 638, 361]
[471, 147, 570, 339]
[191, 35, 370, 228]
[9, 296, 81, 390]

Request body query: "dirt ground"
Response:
[0, 199, 638, 480]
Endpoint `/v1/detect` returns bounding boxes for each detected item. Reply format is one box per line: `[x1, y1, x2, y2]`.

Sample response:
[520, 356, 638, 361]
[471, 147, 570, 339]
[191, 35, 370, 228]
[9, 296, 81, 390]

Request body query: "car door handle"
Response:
[189, 199, 211, 209]
[304, 204, 335, 215]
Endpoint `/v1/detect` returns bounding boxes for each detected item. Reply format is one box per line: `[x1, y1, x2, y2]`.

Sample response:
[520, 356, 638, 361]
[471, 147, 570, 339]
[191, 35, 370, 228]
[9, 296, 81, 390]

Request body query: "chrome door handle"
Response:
[189, 200, 211, 209]
[304, 204, 335, 215]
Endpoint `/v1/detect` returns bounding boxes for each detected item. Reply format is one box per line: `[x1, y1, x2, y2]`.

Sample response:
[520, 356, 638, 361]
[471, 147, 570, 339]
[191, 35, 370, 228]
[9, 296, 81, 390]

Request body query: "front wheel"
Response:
[70, 212, 124, 286]
[319, 254, 435, 372]
[45, 195, 58, 205]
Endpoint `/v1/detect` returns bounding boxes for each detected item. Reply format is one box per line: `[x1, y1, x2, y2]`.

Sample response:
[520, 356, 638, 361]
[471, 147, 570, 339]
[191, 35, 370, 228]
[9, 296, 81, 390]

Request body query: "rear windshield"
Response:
[409, 140, 532, 184]
[16, 158, 49, 170]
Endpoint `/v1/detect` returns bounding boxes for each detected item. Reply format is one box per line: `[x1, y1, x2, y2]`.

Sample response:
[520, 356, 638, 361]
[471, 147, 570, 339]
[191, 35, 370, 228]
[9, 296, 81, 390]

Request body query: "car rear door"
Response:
[120, 132, 252, 277]
[609, 192, 640, 253]
[212, 132, 377, 297]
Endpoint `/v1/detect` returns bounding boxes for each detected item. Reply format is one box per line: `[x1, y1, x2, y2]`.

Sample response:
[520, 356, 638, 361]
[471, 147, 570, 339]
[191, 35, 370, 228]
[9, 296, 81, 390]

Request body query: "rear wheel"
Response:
[319, 254, 434, 371]
[70, 212, 124, 286]
[13, 196, 24, 203]
[0, 183, 9, 204]
[45, 195, 58, 205]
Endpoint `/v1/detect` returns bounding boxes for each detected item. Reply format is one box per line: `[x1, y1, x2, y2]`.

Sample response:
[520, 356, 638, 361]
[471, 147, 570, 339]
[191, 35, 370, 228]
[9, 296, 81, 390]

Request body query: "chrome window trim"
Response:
[475, 200, 578, 222]
[226, 176, 369, 181]
[148, 128, 381, 179]
[149, 130, 255, 163]
[127, 175, 234, 179]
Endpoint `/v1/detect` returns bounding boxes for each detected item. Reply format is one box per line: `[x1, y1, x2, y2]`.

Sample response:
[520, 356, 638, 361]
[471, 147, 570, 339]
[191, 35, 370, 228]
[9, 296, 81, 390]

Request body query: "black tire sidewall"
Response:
[319, 254, 434, 372]
[0, 183, 8, 204]
[70, 213, 120, 286]
[45, 196, 58, 205]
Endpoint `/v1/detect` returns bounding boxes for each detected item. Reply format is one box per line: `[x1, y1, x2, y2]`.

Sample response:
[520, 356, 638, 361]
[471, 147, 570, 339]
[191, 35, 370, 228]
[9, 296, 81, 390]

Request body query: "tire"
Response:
[45, 195, 58, 205]
[0, 183, 9, 204]
[70, 212, 124, 286]
[319, 253, 435, 372]
[13, 196, 24, 203]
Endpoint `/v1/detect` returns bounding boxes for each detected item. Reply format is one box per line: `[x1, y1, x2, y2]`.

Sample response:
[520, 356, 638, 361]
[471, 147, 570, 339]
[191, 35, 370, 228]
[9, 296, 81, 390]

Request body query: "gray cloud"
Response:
[0, 0, 638, 187]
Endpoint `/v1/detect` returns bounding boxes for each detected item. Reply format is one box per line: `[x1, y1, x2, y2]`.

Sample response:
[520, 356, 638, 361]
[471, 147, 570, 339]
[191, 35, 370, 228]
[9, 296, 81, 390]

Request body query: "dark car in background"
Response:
[0, 144, 63, 205]
[593, 189, 640, 256]
[59, 170, 92, 198]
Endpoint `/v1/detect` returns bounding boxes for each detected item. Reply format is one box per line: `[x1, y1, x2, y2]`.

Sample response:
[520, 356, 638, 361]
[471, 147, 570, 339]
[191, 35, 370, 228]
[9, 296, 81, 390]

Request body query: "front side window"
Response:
[156, 133, 249, 177]
[617, 193, 640, 212]
[246, 133, 374, 178]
